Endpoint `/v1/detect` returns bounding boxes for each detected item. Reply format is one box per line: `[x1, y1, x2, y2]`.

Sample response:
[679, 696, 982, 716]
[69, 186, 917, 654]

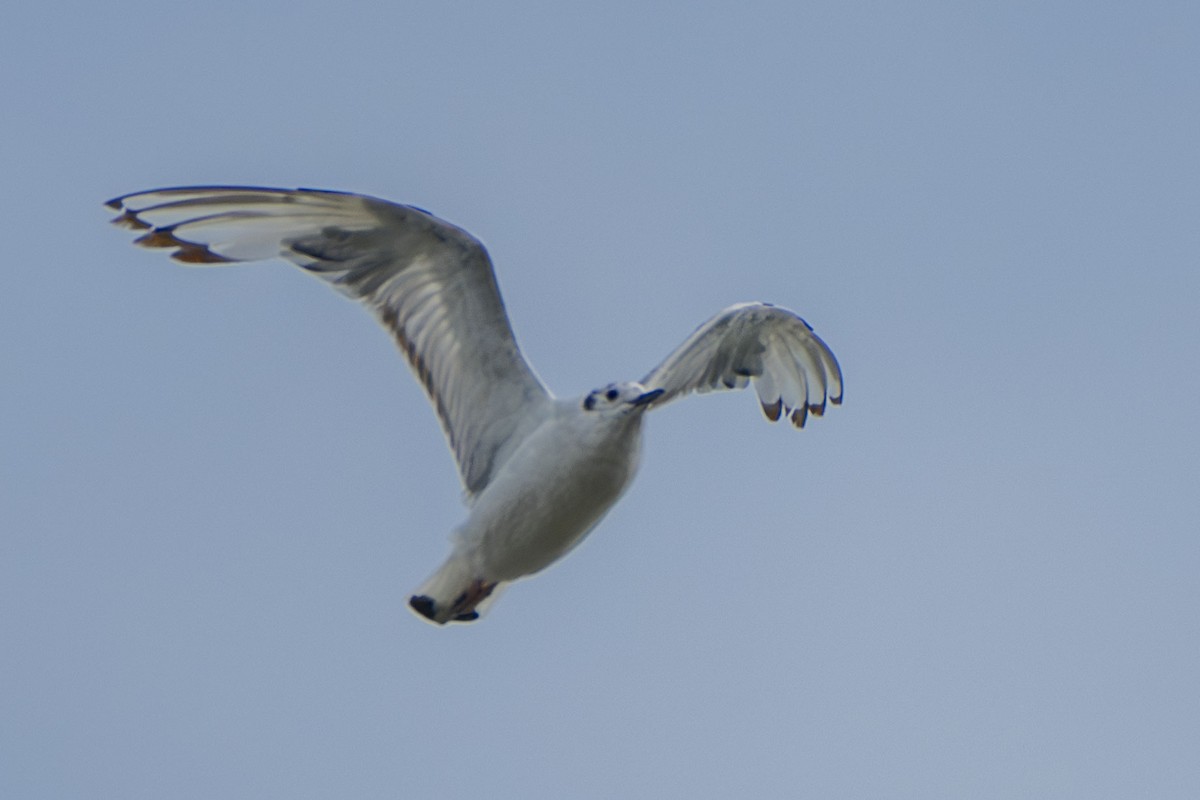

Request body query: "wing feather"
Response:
[641, 302, 842, 428]
[108, 186, 552, 498]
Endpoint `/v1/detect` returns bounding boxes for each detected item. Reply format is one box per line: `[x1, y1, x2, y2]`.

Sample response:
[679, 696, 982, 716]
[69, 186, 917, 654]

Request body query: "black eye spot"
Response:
[606, 388, 619, 401]
[583, 395, 596, 411]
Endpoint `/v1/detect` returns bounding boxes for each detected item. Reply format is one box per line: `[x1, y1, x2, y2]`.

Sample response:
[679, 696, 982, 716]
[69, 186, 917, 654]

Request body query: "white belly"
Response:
[458, 414, 643, 581]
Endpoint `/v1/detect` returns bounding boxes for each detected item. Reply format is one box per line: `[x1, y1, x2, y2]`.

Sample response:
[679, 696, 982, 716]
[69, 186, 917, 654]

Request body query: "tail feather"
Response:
[408, 555, 506, 625]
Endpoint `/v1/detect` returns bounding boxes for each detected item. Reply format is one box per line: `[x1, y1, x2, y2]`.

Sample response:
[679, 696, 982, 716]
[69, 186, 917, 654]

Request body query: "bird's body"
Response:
[417, 395, 647, 623]
[108, 186, 842, 625]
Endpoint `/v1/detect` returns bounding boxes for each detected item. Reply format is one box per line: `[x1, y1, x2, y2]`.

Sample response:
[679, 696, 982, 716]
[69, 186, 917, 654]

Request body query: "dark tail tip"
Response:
[409, 595, 440, 623]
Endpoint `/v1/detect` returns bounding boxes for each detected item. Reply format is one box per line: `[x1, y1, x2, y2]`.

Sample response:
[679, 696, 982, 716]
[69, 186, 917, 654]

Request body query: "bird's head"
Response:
[581, 382, 664, 415]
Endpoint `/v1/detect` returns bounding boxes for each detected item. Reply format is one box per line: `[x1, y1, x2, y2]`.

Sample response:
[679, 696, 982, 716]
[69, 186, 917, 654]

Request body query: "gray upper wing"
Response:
[108, 186, 552, 497]
[640, 302, 842, 428]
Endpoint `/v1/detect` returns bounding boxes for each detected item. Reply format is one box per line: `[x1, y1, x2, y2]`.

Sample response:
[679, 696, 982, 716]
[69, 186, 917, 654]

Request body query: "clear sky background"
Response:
[3, 1, 1198, 797]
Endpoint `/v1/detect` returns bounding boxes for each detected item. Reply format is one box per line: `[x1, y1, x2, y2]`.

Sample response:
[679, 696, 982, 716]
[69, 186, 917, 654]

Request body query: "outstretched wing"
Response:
[641, 302, 842, 428]
[107, 186, 552, 498]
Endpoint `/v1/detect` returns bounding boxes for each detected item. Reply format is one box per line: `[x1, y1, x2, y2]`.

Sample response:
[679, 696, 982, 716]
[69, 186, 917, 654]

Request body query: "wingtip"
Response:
[133, 229, 183, 249]
[790, 405, 808, 429]
[130, 227, 237, 264]
[171, 244, 237, 264]
[110, 210, 152, 230]
[761, 398, 783, 422]
[104, 196, 124, 210]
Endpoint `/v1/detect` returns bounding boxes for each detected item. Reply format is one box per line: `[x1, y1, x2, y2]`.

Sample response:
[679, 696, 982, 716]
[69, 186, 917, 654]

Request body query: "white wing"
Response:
[641, 302, 843, 428]
[107, 186, 553, 498]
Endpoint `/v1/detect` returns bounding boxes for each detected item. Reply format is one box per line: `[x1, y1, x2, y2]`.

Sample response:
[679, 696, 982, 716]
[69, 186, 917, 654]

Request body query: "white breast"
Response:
[459, 406, 646, 581]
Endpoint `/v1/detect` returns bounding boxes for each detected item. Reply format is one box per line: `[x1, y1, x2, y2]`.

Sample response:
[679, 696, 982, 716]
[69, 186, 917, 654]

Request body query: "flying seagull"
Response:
[107, 187, 843, 625]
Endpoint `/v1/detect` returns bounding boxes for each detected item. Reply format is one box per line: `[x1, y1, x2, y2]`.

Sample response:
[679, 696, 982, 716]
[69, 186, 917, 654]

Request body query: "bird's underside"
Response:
[107, 185, 843, 625]
[409, 579, 496, 623]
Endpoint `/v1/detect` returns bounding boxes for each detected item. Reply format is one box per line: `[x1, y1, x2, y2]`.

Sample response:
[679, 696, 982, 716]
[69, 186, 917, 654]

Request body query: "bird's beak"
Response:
[630, 388, 664, 408]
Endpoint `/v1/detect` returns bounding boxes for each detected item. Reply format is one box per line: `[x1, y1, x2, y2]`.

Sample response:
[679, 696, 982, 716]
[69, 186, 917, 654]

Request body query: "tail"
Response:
[408, 554, 507, 626]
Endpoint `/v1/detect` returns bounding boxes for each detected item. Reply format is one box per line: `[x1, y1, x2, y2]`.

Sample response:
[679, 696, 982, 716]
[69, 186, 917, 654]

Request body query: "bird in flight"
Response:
[108, 187, 843, 625]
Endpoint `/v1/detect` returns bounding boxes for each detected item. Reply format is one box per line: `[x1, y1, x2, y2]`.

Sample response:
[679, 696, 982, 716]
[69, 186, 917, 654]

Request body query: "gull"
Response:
[107, 186, 843, 625]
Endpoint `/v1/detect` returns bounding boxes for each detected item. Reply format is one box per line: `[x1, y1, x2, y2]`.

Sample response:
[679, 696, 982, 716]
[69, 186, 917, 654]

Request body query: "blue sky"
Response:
[3, 1, 1198, 797]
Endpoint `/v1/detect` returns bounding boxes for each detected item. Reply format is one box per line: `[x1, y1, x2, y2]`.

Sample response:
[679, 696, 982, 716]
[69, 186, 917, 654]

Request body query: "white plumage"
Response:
[108, 186, 842, 624]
